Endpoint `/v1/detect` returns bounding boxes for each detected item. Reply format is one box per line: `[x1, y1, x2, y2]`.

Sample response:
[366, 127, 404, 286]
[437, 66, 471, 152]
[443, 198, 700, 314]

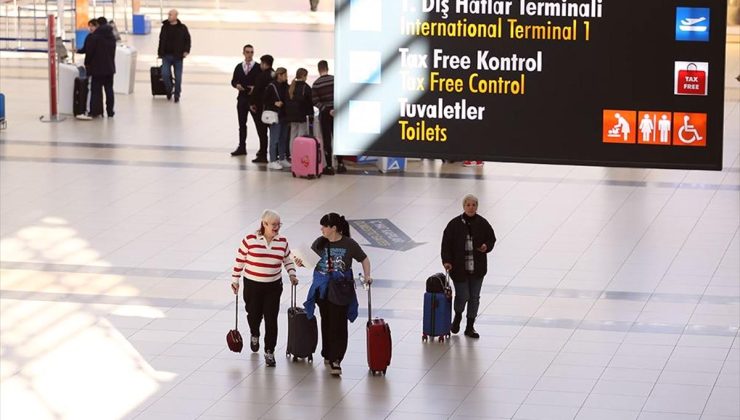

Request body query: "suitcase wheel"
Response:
[307, 174, 315, 180]
[292, 172, 296, 178]
[439, 336, 446, 343]
[292, 356, 298, 362]
[308, 356, 313, 363]
[382, 369, 387, 375]
[422, 334, 428, 342]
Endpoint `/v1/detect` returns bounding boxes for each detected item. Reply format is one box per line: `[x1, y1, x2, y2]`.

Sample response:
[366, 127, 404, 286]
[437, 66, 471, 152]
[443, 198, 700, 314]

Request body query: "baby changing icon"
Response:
[602, 110, 636, 144]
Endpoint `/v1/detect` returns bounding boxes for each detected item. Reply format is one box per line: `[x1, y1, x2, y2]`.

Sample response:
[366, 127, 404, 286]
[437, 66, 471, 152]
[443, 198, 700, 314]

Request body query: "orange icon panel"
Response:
[603, 110, 636, 144]
[637, 111, 673, 145]
[672, 112, 707, 147]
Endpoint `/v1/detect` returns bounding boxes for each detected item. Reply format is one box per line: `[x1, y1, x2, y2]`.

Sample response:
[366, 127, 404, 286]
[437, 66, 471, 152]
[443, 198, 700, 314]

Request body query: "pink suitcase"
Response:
[291, 122, 324, 179]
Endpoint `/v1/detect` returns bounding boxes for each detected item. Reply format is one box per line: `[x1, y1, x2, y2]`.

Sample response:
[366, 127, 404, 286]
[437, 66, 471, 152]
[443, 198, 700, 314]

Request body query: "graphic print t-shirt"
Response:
[311, 236, 367, 273]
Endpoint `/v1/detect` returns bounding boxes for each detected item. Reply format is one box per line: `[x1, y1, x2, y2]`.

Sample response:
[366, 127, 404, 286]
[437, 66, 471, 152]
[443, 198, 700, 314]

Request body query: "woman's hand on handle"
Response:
[289, 275, 299, 286]
[231, 282, 239, 295]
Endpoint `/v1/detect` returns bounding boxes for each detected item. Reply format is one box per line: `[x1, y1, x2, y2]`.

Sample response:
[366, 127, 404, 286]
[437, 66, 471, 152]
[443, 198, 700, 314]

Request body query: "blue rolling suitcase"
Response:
[422, 272, 452, 342]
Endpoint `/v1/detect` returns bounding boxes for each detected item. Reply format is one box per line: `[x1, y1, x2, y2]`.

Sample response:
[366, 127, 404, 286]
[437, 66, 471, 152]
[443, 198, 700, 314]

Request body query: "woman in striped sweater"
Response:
[231, 209, 300, 367]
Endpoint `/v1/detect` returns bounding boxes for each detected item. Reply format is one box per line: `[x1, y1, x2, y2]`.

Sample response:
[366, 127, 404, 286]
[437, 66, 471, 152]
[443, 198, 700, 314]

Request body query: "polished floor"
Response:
[1, 1, 740, 419]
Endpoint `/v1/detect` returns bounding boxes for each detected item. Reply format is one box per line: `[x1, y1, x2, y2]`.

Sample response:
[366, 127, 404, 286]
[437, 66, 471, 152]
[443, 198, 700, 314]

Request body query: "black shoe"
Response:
[174, 96, 180, 103]
[464, 318, 480, 339]
[250, 335, 259, 352]
[336, 164, 347, 174]
[230, 148, 247, 157]
[265, 351, 276, 367]
[451, 312, 462, 334]
[107, 111, 114, 118]
[322, 166, 335, 175]
[329, 361, 342, 376]
[251, 155, 268, 163]
[166, 93, 172, 100]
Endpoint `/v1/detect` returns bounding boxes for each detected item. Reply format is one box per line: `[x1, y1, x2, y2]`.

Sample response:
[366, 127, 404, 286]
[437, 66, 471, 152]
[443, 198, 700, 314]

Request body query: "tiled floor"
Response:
[1, 2, 739, 419]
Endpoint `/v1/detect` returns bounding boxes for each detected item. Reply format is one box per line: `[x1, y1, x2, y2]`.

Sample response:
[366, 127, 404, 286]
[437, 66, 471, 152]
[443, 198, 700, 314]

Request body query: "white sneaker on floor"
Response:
[279, 159, 291, 168]
[75, 114, 92, 121]
[267, 161, 283, 170]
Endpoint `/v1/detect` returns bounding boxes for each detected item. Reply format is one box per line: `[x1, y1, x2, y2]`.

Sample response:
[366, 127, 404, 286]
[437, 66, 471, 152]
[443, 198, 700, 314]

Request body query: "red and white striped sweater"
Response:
[232, 233, 296, 283]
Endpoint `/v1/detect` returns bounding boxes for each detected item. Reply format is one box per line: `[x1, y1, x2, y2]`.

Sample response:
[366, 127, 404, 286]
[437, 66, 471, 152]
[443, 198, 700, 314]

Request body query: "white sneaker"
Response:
[267, 161, 283, 170]
[279, 159, 292, 168]
[75, 114, 92, 120]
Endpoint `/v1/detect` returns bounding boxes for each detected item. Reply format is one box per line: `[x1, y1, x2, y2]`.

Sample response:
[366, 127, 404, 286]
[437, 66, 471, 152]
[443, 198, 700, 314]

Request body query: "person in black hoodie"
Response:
[157, 9, 191, 102]
[87, 17, 116, 118]
[230, 44, 263, 157]
[263, 67, 290, 170]
[249, 55, 274, 163]
[441, 194, 496, 339]
[285, 68, 313, 158]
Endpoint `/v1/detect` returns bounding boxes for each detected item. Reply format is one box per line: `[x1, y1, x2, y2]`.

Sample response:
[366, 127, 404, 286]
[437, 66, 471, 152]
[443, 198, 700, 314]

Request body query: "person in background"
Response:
[230, 210, 299, 367]
[303, 213, 371, 376]
[263, 67, 290, 171]
[249, 54, 275, 163]
[285, 68, 313, 158]
[74, 19, 99, 120]
[230, 44, 262, 157]
[157, 9, 191, 103]
[87, 17, 116, 118]
[441, 194, 496, 339]
[312, 60, 344, 175]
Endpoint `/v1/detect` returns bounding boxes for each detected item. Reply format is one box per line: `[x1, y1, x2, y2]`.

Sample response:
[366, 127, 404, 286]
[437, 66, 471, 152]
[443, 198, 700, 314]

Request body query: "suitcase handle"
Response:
[291, 283, 297, 308]
[360, 274, 372, 321]
[235, 293, 239, 330]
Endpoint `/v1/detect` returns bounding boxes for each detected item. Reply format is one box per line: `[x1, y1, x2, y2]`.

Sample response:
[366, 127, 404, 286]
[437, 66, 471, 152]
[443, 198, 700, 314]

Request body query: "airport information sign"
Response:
[334, 0, 726, 170]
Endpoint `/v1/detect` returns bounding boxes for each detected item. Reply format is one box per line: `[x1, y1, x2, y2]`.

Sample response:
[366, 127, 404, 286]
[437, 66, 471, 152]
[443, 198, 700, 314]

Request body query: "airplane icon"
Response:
[679, 17, 708, 32]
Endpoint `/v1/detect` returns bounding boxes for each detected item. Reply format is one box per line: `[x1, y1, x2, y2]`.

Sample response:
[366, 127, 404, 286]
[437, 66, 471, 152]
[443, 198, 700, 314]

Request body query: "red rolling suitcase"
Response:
[365, 277, 391, 375]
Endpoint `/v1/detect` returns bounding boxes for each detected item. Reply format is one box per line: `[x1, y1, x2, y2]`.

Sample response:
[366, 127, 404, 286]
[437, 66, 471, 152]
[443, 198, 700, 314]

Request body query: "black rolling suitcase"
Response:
[150, 65, 170, 96]
[286, 284, 318, 362]
[73, 77, 88, 116]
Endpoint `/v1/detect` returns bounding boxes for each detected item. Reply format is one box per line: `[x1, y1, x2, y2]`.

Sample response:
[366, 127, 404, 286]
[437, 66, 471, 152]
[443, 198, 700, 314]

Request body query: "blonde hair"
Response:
[289, 67, 308, 100]
[462, 194, 478, 207]
[258, 209, 281, 234]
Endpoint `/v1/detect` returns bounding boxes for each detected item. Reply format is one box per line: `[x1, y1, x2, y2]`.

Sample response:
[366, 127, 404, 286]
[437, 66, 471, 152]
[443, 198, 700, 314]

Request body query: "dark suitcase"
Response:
[150, 65, 170, 96]
[423, 272, 452, 342]
[365, 277, 391, 375]
[73, 77, 88, 116]
[286, 284, 317, 362]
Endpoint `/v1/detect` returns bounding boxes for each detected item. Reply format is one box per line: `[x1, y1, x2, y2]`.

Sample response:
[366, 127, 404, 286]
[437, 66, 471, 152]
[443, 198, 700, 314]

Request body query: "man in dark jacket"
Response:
[74, 19, 99, 119]
[87, 17, 117, 118]
[229, 44, 263, 157]
[157, 9, 191, 102]
[441, 194, 496, 339]
[248, 54, 275, 162]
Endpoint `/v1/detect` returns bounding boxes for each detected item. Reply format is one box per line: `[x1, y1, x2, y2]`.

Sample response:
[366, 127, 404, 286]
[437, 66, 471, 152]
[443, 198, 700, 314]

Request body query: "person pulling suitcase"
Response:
[302, 213, 372, 376]
[230, 209, 301, 367]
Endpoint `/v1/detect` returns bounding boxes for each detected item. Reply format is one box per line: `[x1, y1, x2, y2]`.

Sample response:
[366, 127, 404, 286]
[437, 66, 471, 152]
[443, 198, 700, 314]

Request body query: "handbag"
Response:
[325, 241, 356, 306]
[226, 293, 243, 352]
[327, 271, 356, 306]
[261, 84, 281, 124]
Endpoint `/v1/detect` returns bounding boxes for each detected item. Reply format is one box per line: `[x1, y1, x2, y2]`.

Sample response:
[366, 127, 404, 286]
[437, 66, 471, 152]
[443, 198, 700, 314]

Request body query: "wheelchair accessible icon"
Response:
[673, 113, 707, 147]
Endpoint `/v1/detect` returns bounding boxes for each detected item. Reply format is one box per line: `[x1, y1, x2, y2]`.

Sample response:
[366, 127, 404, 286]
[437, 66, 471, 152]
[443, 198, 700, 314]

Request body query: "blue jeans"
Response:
[269, 121, 289, 162]
[453, 277, 483, 319]
[161, 54, 183, 96]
